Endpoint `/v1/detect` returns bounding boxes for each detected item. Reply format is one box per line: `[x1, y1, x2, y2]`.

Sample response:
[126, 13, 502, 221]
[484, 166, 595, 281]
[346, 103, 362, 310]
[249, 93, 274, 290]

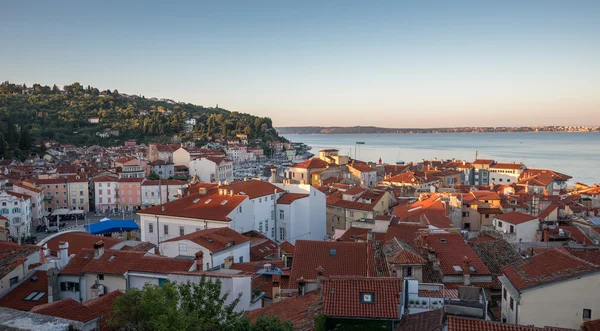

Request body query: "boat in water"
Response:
[356, 141, 365, 144]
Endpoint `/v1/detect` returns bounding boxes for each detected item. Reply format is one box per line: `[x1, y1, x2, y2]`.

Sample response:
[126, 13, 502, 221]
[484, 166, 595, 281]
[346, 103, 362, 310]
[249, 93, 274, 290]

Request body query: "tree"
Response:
[148, 172, 160, 180]
[107, 279, 293, 331]
[19, 126, 32, 151]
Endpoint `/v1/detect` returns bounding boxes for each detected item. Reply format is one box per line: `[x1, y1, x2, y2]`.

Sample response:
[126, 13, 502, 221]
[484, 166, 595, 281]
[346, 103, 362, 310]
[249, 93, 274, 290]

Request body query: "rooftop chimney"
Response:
[297, 277, 306, 296]
[224, 256, 234, 269]
[272, 274, 281, 303]
[463, 256, 471, 286]
[58, 241, 69, 269]
[195, 251, 204, 271]
[93, 241, 105, 259]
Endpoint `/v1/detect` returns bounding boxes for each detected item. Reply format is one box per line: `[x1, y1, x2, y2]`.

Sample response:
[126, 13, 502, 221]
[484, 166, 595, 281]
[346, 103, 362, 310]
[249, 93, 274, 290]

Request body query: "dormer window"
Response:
[329, 248, 337, 256]
[360, 292, 375, 304]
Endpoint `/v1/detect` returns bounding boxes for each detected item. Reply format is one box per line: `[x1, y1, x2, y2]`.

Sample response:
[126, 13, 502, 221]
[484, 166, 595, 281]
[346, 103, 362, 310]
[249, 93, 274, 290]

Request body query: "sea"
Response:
[282, 132, 600, 185]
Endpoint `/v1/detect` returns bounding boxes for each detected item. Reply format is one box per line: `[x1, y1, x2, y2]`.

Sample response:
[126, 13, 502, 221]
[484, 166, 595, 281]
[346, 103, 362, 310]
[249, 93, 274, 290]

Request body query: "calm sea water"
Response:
[283, 132, 600, 185]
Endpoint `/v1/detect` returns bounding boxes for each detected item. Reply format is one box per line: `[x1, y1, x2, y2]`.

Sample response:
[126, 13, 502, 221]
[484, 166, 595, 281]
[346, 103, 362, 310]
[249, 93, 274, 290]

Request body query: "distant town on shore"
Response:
[276, 125, 600, 135]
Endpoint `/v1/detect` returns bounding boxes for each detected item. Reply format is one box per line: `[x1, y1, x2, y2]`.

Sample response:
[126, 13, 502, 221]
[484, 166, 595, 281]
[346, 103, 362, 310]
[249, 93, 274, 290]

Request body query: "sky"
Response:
[1, 0, 599, 128]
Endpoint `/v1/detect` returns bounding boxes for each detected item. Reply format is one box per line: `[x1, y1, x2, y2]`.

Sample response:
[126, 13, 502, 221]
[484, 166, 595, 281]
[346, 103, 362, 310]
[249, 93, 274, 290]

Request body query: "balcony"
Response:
[481, 225, 517, 242]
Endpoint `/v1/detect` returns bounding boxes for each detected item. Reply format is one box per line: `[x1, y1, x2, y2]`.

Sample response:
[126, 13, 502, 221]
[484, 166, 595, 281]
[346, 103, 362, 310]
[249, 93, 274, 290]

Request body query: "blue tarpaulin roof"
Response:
[85, 220, 139, 234]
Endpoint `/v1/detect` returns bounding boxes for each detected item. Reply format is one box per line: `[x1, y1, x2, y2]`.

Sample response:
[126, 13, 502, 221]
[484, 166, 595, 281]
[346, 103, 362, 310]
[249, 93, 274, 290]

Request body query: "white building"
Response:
[11, 182, 43, 224]
[160, 227, 251, 268]
[137, 185, 254, 244]
[138, 181, 327, 245]
[348, 162, 378, 188]
[500, 248, 600, 329]
[173, 147, 224, 168]
[149, 160, 175, 179]
[189, 157, 233, 183]
[489, 162, 527, 185]
[490, 211, 539, 243]
[224, 145, 248, 164]
[274, 183, 327, 244]
[220, 180, 285, 240]
[93, 176, 118, 213]
[141, 180, 187, 208]
[0, 191, 33, 240]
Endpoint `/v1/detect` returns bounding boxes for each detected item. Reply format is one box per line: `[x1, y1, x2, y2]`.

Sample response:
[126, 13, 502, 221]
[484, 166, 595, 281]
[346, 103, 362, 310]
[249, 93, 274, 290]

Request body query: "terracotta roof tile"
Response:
[46, 232, 123, 256]
[0, 270, 48, 311]
[495, 211, 538, 225]
[322, 277, 403, 319]
[82, 290, 123, 330]
[502, 248, 600, 292]
[279, 241, 295, 254]
[469, 239, 522, 275]
[220, 181, 283, 199]
[447, 315, 572, 331]
[31, 298, 98, 323]
[397, 308, 443, 331]
[422, 233, 491, 276]
[138, 190, 247, 222]
[162, 227, 250, 253]
[245, 291, 322, 330]
[277, 193, 309, 205]
[290, 241, 370, 282]
[288, 158, 330, 170]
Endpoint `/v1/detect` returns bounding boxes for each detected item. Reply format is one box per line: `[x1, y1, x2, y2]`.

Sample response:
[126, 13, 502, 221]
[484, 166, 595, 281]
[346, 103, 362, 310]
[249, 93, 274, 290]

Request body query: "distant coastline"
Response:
[276, 126, 600, 135]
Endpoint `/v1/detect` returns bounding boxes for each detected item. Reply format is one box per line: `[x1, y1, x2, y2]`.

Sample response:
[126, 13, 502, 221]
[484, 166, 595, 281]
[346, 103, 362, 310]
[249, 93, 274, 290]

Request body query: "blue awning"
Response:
[85, 220, 139, 235]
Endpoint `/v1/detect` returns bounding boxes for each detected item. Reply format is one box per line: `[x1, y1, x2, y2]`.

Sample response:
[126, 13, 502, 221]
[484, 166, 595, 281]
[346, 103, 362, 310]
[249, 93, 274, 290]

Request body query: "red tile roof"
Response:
[6, 191, 31, 200]
[245, 291, 322, 330]
[397, 308, 443, 331]
[279, 241, 295, 254]
[117, 178, 144, 183]
[242, 231, 279, 261]
[162, 227, 250, 253]
[521, 169, 572, 182]
[0, 270, 48, 311]
[138, 190, 247, 222]
[0, 242, 41, 279]
[385, 223, 427, 243]
[495, 211, 538, 225]
[277, 193, 310, 205]
[31, 298, 99, 323]
[288, 158, 330, 170]
[422, 233, 491, 276]
[290, 241, 370, 282]
[472, 159, 495, 165]
[447, 315, 570, 331]
[470, 191, 501, 201]
[349, 162, 376, 173]
[141, 180, 187, 186]
[60, 248, 193, 275]
[490, 163, 526, 170]
[46, 232, 123, 256]
[82, 290, 124, 330]
[502, 248, 600, 292]
[94, 176, 118, 182]
[583, 319, 600, 331]
[322, 277, 403, 319]
[220, 180, 283, 199]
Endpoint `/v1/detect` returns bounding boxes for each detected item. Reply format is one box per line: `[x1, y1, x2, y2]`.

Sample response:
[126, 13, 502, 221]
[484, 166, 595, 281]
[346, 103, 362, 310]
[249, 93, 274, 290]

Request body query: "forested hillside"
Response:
[0, 81, 284, 156]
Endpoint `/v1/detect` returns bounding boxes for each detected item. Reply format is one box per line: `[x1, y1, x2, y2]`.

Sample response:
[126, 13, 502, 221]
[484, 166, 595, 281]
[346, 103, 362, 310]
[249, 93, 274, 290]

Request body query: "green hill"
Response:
[0, 81, 285, 158]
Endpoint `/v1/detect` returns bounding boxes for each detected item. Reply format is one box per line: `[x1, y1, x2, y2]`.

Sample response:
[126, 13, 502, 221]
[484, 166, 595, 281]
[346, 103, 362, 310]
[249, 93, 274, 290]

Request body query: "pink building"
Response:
[118, 178, 144, 211]
[35, 178, 69, 212]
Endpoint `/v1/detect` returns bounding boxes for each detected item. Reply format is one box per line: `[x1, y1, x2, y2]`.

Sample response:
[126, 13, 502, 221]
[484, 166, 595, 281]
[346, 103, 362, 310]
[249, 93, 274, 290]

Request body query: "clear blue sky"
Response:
[2, 0, 599, 127]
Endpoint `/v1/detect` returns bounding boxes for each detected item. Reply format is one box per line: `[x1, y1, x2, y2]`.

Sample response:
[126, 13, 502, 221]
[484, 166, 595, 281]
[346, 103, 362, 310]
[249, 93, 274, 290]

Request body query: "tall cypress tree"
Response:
[19, 126, 32, 151]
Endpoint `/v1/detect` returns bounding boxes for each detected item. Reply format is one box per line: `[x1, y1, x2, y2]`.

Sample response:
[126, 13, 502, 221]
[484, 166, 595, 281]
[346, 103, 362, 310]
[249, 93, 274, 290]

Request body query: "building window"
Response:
[238, 206, 242, 213]
[503, 288, 507, 300]
[360, 292, 375, 304]
[497, 221, 503, 227]
[24, 291, 47, 301]
[239, 256, 243, 263]
[265, 220, 269, 233]
[510, 225, 515, 233]
[9, 277, 19, 286]
[405, 266, 413, 277]
[164, 224, 169, 235]
[279, 227, 286, 241]
[583, 309, 592, 320]
[60, 282, 80, 292]
[462, 212, 469, 217]
[179, 226, 184, 236]
[259, 222, 263, 232]
[149, 223, 154, 233]
[509, 297, 514, 310]
[279, 210, 284, 219]
[98, 274, 104, 280]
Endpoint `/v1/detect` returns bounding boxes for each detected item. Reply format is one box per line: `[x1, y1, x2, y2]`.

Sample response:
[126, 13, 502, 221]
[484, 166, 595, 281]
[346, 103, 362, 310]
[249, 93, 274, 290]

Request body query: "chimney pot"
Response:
[195, 251, 204, 271]
[93, 241, 105, 259]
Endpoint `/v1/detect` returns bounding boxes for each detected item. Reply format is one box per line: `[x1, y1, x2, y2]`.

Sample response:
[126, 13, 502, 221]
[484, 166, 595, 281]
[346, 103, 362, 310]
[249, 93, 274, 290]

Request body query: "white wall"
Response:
[160, 240, 250, 269]
[57, 274, 86, 302]
[503, 272, 600, 329]
[173, 148, 191, 167]
[139, 198, 254, 243]
[167, 273, 255, 312]
[274, 184, 326, 243]
[251, 192, 283, 240]
[94, 181, 117, 212]
[493, 218, 538, 243]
